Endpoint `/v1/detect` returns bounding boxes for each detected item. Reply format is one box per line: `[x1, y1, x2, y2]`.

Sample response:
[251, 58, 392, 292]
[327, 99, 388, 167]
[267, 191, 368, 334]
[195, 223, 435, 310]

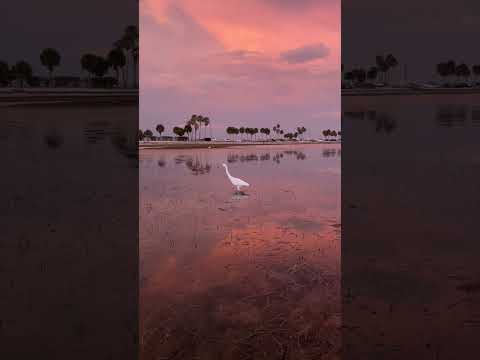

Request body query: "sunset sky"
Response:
[140, 0, 340, 137]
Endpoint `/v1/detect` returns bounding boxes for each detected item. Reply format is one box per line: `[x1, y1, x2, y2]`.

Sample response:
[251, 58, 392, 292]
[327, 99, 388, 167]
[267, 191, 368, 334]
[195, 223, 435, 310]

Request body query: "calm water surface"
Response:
[343, 94, 480, 359]
[140, 144, 341, 359]
[1, 105, 138, 358]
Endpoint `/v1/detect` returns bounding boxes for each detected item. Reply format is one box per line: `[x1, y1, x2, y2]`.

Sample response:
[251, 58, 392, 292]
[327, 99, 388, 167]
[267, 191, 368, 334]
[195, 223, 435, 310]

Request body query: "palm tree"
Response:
[138, 129, 145, 141]
[115, 25, 139, 88]
[184, 124, 192, 141]
[352, 68, 366, 84]
[446, 60, 456, 84]
[107, 48, 126, 87]
[93, 56, 110, 80]
[436, 62, 449, 84]
[376, 55, 388, 82]
[203, 117, 210, 138]
[260, 128, 270, 140]
[173, 126, 185, 138]
[189, 115, 199, 141]
[155, 124, 165, 139]
[113, 37, 130, 87]
[273, 124, 282, 139]
[322, 129, 331, 140]
[244, 127, 250, 141]
[40, 48, 61, 87]
[13, 61, 33, 88]
[265, 128, 271, 140]
[344, 71, 354, 87]
[455, 64, 471, 83]
[0, 61, 9, 86]
[472, 65, 480, 83]
[226, 126, 236, 140]
[384, 54, 398, 82]
[81, 54, 97, 87]
[367, 66, 378, 83]
[239, 127, 245, 140]
[195, 115, 203, 139]
[144, 129, 153, 140]
[125, 25, 139, 88]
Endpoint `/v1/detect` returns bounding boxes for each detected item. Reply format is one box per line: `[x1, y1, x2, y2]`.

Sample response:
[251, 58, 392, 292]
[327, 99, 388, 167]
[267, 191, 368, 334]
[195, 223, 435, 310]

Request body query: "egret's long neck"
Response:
[224, 166, 232, 179]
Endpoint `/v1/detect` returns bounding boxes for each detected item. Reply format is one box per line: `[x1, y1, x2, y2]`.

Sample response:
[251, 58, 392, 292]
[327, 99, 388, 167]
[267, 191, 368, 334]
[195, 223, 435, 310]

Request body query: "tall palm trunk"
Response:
[124, 53, 129, 88]
[131, 54, 137, 88]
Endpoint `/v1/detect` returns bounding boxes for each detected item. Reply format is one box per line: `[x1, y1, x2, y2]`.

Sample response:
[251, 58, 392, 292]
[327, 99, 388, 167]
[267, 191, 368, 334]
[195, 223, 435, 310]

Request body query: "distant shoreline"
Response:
[342, 87, 480, 96]
[0, 88, 138, 106]
[139, 140, 340, 150]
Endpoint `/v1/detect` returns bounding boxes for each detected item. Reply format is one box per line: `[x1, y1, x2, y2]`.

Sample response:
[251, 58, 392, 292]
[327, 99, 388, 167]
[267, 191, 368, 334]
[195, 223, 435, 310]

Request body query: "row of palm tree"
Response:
[140, 124, 334, 142]
[139, 115, 213, 141]
[322, 129, 341, 140]
[80, 25, 138, 88]
[225, 125, 307, 141]
[184, 115, 210, 141]
[342, 54, 399, 86]
[436, 61, 480, 83]
[0, 25, 138, 89]
[0, 60, 33, 87]
[272, 124, 307, 140]
[226, 127, 271, 141]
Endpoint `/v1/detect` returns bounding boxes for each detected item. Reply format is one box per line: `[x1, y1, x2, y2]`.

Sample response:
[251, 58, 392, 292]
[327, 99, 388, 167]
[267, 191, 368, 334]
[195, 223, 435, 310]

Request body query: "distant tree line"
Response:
[342, 54, 399, 87]
[0, 25, 138, 89]
[225, 124, 307, 141]
[436, 61, 480, 84]
[138, 114, 212, 141]
[138, 122, 314, 142]
[322, 129, 341, 140]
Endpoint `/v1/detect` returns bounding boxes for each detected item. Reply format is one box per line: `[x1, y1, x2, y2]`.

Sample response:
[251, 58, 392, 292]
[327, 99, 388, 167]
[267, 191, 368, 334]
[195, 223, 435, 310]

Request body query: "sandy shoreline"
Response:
[342, 87, 480, 96]
[0, 89, 138, 106]
[139, 140, 340, 150]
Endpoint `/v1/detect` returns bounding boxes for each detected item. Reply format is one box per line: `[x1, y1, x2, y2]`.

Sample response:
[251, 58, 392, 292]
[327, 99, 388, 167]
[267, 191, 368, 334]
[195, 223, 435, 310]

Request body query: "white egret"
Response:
[222, 163, 250, 192]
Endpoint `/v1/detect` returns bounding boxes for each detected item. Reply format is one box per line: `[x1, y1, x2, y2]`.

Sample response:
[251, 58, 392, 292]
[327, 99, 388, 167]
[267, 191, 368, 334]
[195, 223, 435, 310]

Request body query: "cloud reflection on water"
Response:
[140, 144, 341, 359]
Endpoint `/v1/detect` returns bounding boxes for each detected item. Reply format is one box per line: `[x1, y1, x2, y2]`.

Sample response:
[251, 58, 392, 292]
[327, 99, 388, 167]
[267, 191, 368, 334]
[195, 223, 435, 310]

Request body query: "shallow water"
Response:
[140, 144, 341, 359]
[342, 94, 480, 359]
[0, 104, 138, 358]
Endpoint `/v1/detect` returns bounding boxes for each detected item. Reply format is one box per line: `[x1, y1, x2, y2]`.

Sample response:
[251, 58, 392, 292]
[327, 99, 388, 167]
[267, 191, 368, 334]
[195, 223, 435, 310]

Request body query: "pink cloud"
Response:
[140, 0, 340, 135]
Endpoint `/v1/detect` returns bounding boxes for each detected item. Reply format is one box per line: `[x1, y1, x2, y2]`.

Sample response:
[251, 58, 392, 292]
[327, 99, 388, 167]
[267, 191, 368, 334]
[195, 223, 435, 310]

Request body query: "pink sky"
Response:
[140, 0, 340, 137]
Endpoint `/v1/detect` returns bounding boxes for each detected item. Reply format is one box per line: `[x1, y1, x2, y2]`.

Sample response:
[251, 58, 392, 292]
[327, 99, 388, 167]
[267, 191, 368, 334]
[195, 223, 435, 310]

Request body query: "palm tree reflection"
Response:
[228, 151, 307, 164]
[436, 105, 467, 127]
[372, 113, 397, 134]
[174, 155, 211, 175]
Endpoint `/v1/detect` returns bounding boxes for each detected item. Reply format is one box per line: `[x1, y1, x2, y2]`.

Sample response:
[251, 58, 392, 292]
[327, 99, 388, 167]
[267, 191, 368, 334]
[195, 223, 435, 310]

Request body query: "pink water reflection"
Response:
[140, 145, 340, 359]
